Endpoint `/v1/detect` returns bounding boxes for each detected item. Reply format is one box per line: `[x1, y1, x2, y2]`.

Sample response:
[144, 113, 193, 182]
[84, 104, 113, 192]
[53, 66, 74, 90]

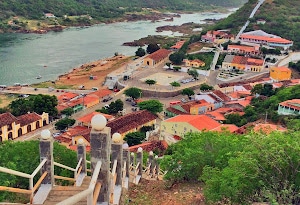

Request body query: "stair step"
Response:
[43, 177, 92, 205]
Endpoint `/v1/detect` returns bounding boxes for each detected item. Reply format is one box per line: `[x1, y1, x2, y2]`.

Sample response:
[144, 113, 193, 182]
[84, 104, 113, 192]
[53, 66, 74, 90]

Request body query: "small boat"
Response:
[36, 75, 42, 79]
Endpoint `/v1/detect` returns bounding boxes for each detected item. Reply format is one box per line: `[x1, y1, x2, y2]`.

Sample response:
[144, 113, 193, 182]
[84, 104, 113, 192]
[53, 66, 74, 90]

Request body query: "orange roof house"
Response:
[89, 89, 113, 99]
[228, 44, 260, 55]
[270, 66, 291, 81]
[240, 30, 293, 50]
[143, 49, 172, 67]
[78, 112, 114, 127]
[184, 59, 205, 68]
[57, 92, 78, 103]
[222, 54, 264, 72]
[161, 114, 238, 144]
[278, 99, 300, 115]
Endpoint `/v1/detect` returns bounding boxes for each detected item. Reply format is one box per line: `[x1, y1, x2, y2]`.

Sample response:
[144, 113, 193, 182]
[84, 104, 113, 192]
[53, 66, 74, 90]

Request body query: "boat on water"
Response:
[36, 75, 42, 79]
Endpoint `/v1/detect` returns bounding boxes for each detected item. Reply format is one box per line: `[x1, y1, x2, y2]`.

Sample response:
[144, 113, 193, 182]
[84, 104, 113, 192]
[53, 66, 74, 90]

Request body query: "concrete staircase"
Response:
[43, 177, 91, 205]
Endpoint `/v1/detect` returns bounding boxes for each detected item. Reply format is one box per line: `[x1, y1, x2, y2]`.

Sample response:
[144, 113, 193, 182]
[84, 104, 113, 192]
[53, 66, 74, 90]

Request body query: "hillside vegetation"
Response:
[0, 0, 246, 21]
[211, 0, 300, 50]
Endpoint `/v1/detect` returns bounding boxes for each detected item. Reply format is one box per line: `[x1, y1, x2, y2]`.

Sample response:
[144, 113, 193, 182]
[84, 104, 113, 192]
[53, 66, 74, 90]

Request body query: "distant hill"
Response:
[0, 0, 247, 21]
[211, 0, 300, 50]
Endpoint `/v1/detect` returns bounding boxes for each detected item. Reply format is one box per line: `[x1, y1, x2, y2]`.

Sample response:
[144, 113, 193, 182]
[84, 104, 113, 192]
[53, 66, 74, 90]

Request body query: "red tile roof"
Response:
[89, 89, 113, 98]
[279, 99, 300, 111]
[226, 98, 252, 107]
[240, 34, 293, 44]
[246, 58, 264, 66]
[107, 110, 157, 134]
[78, 112, 114, 124]
[228, 45, 257, 52]
[57, 92, 78, 102]
[146, 49, 172, 62]
[17, 112, 41, 126]
[0, 112, 18, 127]
[212, 90, 231, 102]
[232, 55, 248, 64]
[165, 115, 221, 131]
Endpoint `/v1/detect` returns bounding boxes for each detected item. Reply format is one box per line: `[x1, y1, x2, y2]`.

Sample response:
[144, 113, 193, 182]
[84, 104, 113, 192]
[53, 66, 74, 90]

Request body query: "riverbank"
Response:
[33, 55, 133, 90]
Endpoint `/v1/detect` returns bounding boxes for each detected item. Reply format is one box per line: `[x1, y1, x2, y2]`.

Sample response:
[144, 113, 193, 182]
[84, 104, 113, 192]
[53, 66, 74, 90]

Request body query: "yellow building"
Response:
[190, 101, 214, 115]
[143, 49, 172, 67]
[160, 115, 221, 144]
[270, 66, 292, 81]
[0, 112, 49, 142]
[184, 59, 205, 68]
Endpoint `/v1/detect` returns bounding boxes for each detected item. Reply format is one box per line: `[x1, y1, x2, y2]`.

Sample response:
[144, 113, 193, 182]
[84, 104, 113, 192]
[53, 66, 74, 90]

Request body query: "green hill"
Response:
[0, 0, 247, 21]
[211, 0, 300, 50]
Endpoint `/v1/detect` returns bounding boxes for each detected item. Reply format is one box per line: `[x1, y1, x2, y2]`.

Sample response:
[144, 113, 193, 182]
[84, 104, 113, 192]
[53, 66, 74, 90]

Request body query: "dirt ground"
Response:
[126, 179, 205, 205]
[54, 55, 132, 90]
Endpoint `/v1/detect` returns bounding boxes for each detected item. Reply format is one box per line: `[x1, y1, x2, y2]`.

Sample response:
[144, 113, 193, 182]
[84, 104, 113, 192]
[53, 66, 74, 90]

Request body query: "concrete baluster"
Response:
[77, 138, 87, 175]
[111, 133, 123, 186]
[90, 114, 111, 204]
[148, 151, 154, 178]
[39, 129, 54, 186]
[136, 147, 143, 176]
[122, 143, 130, 178]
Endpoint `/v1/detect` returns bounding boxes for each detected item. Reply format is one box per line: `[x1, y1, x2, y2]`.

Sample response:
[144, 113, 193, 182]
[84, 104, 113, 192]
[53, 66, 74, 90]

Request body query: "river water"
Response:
[0, 10, 236, 86]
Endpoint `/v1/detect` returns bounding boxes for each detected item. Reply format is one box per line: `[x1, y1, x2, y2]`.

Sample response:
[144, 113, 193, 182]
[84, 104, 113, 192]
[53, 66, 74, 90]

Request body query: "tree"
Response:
[173, 66, 181, 72]
[61, 108, 73, 117]
[32, 94, 58, 117]
[261, 83, 274, 96]
[146, 44, 160, 54]
[124, 132, 146, 146]
[182, 88, 194, 98]
[145, 79, 156, 86]
[55, 118, 75, 131]
[187, 69, 199, 79]
[10, 94, 58, 118]
[0, 107, 8, 114]
[200, 83, 214, 91]
[135, 47, 146, 57]
[138, 99, 163, 114]
[251, 84, 263, 95]
[169, 52, 185, 65]
[107, 99, 123, 114]
[9, 98, 33, 116]
[124, 87, 142, 100]
[170, 81, 180, 88]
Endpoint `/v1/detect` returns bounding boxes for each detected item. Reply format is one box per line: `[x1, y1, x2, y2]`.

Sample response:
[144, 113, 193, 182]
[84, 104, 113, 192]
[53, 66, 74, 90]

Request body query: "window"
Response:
[7, 124, 12, 131]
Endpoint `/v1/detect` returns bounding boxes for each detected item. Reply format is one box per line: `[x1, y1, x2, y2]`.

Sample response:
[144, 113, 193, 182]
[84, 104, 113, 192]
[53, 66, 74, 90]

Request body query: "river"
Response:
[0, 10, 237, 86]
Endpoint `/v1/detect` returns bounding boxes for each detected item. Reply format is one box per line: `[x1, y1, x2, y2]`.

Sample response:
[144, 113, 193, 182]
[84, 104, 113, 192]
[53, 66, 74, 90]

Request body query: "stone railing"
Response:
[0, 114, 163, 205]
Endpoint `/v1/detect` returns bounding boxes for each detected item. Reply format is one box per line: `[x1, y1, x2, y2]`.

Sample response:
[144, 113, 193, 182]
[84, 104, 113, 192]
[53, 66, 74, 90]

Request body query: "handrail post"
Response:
[39, 130, 54, 186]
[111, 135, 123, 186]
[148, 151, 154, 178]
[77, 139, 87, 175]
[90, 115, 111, 204]
[122, 144, 130, 178]
[136, 147, 143, 176]
[130, 152, 135, 167]
[154, 155, 159, 179]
